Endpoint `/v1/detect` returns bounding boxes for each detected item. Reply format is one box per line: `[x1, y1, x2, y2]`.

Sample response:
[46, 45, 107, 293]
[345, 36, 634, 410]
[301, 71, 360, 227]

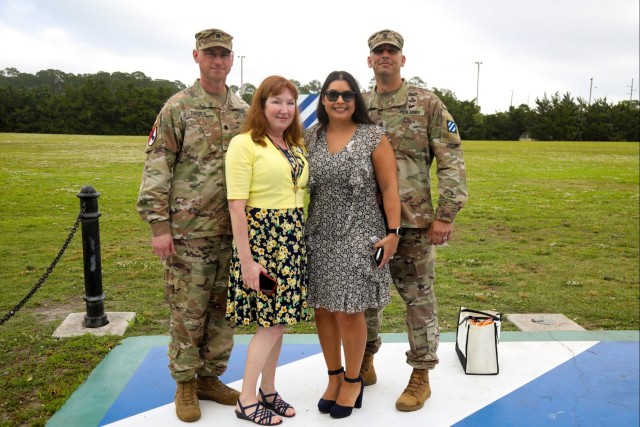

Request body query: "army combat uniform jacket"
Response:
[137, 80, 248, 239]
[364, 81, 468, 229]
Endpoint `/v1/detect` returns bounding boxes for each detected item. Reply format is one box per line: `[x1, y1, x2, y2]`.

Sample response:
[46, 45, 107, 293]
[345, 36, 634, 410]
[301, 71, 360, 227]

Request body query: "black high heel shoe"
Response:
[329, 375, 364, 419]
[317, 367, 344, 413]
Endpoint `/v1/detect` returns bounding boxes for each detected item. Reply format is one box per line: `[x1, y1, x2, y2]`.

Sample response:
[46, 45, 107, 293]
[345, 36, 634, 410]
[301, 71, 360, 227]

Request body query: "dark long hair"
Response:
[243, 75, 303, 148]
[315, 71, 374, 128]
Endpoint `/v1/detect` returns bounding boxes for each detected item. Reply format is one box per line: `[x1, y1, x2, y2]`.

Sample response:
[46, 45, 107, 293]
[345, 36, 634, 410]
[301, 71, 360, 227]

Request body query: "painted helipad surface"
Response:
[47, 331, 639, 427]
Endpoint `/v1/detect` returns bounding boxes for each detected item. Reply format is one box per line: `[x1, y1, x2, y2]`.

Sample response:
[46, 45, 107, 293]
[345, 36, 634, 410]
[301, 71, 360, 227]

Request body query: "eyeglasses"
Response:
[371, 46, 400, 55]
[324, 90, 356, 102]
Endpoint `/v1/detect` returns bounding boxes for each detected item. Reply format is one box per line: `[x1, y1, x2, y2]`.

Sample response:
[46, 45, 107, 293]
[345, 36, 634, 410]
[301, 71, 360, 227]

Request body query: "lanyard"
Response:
[266, 135, 303, 192]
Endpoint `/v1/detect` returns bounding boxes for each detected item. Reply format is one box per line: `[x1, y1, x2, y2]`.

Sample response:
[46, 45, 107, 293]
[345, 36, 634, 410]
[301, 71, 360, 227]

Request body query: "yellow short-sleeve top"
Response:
[225, 132, 308, 209]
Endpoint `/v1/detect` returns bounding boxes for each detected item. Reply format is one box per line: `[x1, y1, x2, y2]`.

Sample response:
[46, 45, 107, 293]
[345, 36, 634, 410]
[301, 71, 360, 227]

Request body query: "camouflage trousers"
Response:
[364, 228, 440, 369]
[164, 235, 235, 382]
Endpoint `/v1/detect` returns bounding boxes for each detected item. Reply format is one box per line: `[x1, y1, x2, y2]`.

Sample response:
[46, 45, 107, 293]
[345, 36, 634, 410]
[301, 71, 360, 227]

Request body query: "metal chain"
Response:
[0, 207, 85, 325]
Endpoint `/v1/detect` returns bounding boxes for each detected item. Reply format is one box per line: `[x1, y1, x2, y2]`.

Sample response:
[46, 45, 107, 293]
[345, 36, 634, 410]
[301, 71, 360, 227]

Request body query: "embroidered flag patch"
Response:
[447, 121, 458, 134]
[148, 127, 157, 146]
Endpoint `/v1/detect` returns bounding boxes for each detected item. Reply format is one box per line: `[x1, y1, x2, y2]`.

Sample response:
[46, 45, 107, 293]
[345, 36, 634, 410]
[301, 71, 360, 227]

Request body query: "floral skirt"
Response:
[226, 207, 309, 327]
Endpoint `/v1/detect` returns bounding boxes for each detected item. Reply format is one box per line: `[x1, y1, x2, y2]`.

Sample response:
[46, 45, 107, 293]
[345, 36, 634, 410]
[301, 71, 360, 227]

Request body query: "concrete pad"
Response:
[506, 313, 585, 331]
[52, 312, 136, 338]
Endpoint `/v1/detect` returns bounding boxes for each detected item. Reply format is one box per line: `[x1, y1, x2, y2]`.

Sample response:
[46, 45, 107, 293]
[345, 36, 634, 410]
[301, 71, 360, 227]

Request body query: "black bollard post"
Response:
[77, 185, 109, 328]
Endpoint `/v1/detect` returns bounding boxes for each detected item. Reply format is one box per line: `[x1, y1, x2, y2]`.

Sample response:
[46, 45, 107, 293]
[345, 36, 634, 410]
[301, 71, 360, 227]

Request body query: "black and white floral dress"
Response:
[304, 123, 392, 314]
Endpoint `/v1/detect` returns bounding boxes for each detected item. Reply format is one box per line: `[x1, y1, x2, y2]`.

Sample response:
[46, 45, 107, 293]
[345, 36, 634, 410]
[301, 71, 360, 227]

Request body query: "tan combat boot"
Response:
[360, 353, 377, 386]
[196, 375, 240, 405]
[175, 379, 201, 422]
[395, 368, 431, 412]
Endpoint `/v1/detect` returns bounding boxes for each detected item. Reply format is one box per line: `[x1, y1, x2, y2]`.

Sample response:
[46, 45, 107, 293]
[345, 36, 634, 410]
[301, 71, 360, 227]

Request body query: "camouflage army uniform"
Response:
[363, 80, 468, 370]
[137, 80, 248, 381]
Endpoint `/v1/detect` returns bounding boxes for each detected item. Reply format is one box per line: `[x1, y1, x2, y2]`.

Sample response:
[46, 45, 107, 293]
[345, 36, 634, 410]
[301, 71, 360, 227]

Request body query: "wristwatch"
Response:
[387, 227, 404, 237]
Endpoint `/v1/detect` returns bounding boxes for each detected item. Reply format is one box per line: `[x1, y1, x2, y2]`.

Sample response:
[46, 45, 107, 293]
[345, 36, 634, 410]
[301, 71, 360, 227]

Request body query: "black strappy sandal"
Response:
[235, 399, 283, 425]
[258, 388, 295, 418]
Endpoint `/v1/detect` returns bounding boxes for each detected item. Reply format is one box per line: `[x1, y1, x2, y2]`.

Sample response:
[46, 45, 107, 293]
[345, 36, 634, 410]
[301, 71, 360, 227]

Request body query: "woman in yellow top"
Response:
[225, 75, 309, 426]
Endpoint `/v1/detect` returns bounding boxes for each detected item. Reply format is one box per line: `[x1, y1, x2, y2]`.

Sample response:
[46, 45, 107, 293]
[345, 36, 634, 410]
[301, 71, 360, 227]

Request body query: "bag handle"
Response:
[459, 308, 501, 323]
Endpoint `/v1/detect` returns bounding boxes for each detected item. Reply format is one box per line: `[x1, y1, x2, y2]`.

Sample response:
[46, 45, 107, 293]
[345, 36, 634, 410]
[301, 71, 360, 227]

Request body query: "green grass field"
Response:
[0, 133, 638, 426]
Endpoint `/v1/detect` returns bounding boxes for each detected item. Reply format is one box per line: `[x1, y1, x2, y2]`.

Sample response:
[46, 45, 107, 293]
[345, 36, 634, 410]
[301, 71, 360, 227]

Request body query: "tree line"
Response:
[0, 68, 186, 135]
[1, 68, 638, 141]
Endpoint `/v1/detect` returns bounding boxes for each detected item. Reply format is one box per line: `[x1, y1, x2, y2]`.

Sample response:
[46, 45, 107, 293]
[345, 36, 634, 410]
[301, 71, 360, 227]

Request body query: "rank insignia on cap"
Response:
[148, 127, 157, 146]
[447, 120, 458, 134]
[195, 28, 233, 51]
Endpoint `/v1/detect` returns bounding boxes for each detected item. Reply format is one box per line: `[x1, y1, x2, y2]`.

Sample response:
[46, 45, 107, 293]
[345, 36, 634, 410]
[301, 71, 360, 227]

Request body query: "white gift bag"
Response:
[455, 307, 502, 375]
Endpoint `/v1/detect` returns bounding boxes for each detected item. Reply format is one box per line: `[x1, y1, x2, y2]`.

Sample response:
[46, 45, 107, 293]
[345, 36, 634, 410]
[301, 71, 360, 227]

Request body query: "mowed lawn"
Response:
[0, 133, 638, 426]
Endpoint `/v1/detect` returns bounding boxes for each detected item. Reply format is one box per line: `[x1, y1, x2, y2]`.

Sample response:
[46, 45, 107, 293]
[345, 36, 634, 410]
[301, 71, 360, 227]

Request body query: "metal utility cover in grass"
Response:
[506, 313, 585, 331]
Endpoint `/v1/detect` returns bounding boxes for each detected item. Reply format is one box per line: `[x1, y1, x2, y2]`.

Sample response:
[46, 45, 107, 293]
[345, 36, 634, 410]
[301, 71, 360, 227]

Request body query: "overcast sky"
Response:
[1, 0, 638, 114]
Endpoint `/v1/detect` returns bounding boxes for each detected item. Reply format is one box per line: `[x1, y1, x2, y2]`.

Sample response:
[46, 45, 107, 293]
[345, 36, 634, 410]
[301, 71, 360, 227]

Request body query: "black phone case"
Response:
[259, 273, 277, 294]
[374, 247, 384, 266]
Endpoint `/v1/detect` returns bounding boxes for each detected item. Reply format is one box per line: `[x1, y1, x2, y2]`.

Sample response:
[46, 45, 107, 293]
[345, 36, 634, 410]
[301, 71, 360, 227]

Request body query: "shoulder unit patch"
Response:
[447, 120, 458, 134]
[148, 127, 157, 146]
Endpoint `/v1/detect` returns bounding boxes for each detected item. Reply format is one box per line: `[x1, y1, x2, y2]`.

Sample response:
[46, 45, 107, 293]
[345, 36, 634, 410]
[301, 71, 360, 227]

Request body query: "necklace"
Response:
[266, 134, 303, 193]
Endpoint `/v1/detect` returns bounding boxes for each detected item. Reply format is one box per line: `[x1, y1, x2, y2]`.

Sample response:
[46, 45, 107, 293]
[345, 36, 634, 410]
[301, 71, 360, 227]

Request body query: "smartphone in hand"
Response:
[374, 247, 384, 267]
[371, 235, 384, 267]
[259, 272, 277, 296]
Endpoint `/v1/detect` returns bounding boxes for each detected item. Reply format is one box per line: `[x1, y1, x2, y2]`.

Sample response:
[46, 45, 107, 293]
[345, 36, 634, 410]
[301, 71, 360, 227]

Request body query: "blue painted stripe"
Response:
[453, 341, 640, 427]
[99, 343, 322, 426]
[303, 113, 318, 129]
[298, 94, 319, 110]
[99, 346, 173, 425]
[299, 94, 319, 129]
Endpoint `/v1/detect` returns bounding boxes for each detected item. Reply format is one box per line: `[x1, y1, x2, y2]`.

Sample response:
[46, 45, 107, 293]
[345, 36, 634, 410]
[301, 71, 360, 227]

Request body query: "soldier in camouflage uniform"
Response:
[136, 28, 249, 423]
[361, 29, 468, 412]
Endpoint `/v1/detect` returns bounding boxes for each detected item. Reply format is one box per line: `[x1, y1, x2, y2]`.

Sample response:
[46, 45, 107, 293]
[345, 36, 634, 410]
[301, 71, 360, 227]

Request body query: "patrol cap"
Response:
[368, 29, 404, 51]
[195, 28, 233, 51]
